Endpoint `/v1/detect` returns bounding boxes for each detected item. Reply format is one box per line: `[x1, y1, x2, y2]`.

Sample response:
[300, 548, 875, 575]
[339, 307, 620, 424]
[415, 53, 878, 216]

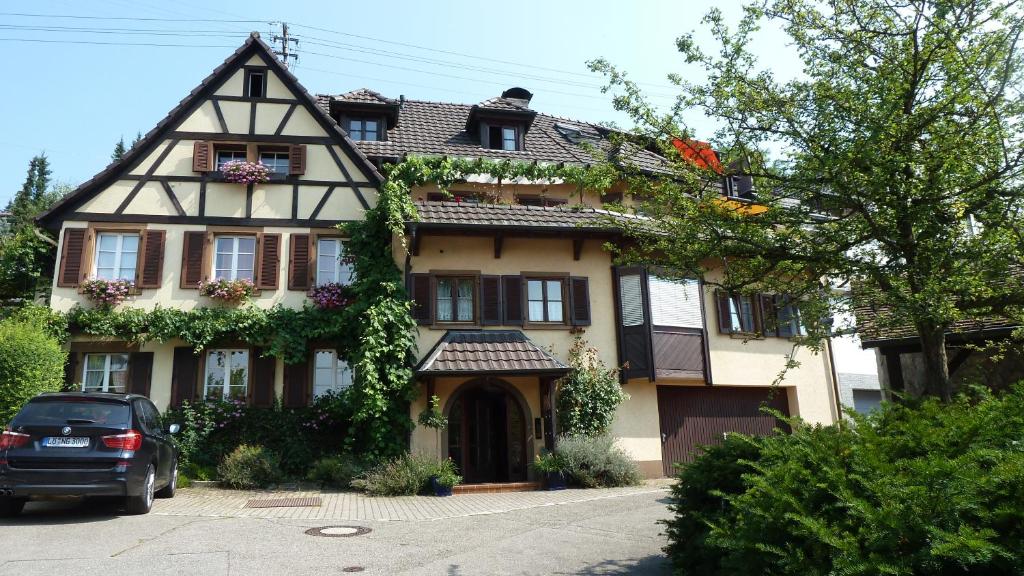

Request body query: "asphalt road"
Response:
[0, 491, 671, 575]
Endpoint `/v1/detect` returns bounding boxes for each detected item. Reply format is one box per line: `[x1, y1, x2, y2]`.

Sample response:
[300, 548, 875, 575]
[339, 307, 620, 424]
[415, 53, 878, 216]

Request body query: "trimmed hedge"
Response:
[0, 316, 66, 424]
[664, 385, 1024, 575]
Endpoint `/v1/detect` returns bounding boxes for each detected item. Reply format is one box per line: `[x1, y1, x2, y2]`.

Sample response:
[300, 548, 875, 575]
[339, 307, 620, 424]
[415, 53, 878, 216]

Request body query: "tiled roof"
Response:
[334, 88, 396, 105]
[416, 330, 569, 375]
[316, 93, 669, 172]
[855, 301, 1019, 346]
[412, 200, 644, 231]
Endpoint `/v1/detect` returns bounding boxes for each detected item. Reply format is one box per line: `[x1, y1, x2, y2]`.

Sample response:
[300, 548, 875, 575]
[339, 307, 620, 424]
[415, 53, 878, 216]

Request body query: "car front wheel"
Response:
[156, 460, 177, 499]
[0, 497, 26, 518]
[126, 464, 155, 515]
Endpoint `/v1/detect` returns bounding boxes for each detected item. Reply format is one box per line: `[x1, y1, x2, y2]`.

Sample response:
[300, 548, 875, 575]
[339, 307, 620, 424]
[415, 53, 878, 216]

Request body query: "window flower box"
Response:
[199, 278, 257, 304]
[310, 282, 354, 310]
[219, 160, 271, 185]
[81, 278, 135, 308]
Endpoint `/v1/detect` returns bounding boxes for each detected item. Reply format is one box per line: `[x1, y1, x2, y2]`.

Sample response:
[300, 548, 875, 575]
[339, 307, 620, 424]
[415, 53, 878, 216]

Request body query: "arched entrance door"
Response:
[447, 378, 528, 483]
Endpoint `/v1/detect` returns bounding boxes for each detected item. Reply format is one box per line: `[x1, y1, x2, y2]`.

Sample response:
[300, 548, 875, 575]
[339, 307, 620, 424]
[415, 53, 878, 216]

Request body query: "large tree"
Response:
[6, 154, 52, 231]
[591, 0, 1024, 400]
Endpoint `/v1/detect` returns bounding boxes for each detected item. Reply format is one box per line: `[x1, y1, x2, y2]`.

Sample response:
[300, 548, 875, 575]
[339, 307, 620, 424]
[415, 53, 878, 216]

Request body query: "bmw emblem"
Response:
[61, 426, 72, 436]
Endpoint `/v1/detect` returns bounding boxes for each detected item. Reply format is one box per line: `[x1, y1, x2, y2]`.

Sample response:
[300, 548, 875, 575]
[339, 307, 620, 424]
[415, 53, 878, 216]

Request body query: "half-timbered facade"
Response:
[39, 35, 840, 480]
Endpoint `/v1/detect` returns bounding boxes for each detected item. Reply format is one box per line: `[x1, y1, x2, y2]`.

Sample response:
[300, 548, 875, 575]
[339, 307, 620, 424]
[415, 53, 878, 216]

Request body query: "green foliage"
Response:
[351, 453, 456, 496]
[5, 154, 52, 231]
[590, 1, 1024, 399]
[532, 450, 566, 474]
[663, 385, 1024, 575]
[307, 455, 363, 489]
[162, 392, 353, 478]
[0, 228, 56, 302]
[216, 444, 283, 489]
[556, 336, 627, 437]
[554, 434, 642, 488]
[111, 137, 126, 162]
[431, 458, 461, 488]
[1, 303, 67, 342]
[417, 394, 447, 429]
[0, 316, 66, 424]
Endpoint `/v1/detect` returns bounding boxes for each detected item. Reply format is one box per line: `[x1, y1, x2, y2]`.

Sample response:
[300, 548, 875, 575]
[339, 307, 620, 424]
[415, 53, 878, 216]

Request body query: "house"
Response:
[37, 34, 840, 481]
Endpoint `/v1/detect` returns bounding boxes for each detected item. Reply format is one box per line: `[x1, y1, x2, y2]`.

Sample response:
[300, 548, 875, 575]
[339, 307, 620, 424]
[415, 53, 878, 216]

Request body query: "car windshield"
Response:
[13, 400, 131, 427]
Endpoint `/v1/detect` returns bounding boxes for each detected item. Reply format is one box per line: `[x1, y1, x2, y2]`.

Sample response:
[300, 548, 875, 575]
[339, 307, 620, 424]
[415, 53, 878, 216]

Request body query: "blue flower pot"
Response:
[544, 471, 567, 491]
[430, 476, 453, 496]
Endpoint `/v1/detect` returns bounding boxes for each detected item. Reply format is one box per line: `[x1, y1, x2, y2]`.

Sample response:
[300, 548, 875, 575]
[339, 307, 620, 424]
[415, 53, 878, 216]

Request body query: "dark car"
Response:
[0, 392, 179, 517]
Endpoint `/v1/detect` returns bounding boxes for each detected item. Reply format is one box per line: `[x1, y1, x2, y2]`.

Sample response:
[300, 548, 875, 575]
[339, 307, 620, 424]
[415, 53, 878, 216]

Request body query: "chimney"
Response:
[399, 94, 405, 108]
[501, 87, 533, 108]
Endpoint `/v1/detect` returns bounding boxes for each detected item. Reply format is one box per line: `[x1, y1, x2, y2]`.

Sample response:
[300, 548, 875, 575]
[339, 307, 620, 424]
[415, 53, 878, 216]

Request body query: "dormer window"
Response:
[348, 118, 380, 141]
[245, 70, 266, 98]
[486, 125, 520, 151]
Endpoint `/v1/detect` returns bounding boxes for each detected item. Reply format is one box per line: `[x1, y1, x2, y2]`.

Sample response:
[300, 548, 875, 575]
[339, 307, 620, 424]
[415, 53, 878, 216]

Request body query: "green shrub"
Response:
[663, 385, 1024, 575]
[0, 317, 67, 424]
[307, 455, 362, 489]
[554, 434, 642, 488]
[216, 444, 283, 489]
[556, 337, 627, 437]
[351, 453, 450, 496]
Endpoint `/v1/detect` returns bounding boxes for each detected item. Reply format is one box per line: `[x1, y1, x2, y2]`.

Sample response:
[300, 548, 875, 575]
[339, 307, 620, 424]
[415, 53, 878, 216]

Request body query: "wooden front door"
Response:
[656, 386, 791, 476]
[448, 381, 527, 484]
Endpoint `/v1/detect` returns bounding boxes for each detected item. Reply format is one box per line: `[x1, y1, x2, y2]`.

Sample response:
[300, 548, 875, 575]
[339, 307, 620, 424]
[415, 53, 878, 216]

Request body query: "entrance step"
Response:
[453, 481, 541, 494]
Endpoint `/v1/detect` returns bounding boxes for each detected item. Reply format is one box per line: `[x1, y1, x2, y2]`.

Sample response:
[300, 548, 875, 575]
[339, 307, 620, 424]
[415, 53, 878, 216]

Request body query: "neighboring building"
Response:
[37, 34, 840, 481]
[831, 285, 883, 415]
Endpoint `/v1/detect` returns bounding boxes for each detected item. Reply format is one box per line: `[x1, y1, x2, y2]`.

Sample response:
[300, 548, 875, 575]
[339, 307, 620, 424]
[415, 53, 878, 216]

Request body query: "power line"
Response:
[0, 38, 234, 48]
[0, 11, 266, 23]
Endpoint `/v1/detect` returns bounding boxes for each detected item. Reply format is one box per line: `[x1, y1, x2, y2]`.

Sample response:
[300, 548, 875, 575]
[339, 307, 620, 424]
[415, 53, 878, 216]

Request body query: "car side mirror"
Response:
[167, 423, 181, 435]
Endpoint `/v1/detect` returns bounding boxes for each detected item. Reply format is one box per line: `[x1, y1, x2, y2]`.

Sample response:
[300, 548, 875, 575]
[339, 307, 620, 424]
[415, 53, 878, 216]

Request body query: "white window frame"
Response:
[501, 126, 517, 151]
[313, 349, 354, 400]
[349, 118, 379, 141]
[203, 349, 249, 401]
[526, 278, 565, 323]
[727, 293, 757, 333]
[435, 276, 475, 323]
[215, 149, 247, 171]
[259, 151, 290, 174]
[82, 353, 129, 393]
[92, 232, 139, 281]
[212, 235, 256, 281]
[316, 238, 354, 286]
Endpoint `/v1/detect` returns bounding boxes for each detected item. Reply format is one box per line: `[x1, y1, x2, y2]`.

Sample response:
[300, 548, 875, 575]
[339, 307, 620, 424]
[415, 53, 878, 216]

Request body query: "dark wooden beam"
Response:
[248, 101, 257, 136]
[211, 99, 229, 133]
[572, 238, 584, 261]
[290, 183, 299, 220]
[274, 103, 298, 136]
[115, 139, 180, 214]
[158, 179, 187, 217]
[167, 131, 336, 145]
[308, 185, 336, 220]
[69, 211, 355, 228]
[493, 234, 504, 259]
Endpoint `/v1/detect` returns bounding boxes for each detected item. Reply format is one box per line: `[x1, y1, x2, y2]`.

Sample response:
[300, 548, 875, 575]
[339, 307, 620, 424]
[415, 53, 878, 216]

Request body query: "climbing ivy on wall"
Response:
[64, 155, 619, 460]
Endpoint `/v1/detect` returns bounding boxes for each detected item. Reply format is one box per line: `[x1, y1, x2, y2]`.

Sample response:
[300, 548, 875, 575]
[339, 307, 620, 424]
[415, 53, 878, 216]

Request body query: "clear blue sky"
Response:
[0, 0, 795, 206]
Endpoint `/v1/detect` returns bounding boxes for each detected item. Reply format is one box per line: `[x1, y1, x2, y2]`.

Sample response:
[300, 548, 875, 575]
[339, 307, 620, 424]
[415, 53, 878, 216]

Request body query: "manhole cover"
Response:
[244, 497, 322, 509]
[304, 525, 372, 538]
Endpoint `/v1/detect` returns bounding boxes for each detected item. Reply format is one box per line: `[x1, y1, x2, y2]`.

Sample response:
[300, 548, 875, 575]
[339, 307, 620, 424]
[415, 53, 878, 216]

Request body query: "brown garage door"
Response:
[657, 386, 790, 476]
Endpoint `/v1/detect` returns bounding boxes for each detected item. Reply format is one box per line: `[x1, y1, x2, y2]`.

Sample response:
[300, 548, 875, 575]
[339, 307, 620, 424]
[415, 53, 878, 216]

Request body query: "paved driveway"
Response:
[0, 486, 672, 575]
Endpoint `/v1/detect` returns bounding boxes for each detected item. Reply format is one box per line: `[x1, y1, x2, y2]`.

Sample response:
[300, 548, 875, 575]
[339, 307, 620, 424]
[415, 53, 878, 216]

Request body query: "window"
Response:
[648, 276, 702, 328]
[775, 297, 807, 337]
[259, 150, 290, 174]
[93, 232, 139, 281]
[216, 148, 247, 170]
[82, 353, 129, 393]
[487, 125, 519, 150]
[425, 191, 482, 204]
[723, 293, 758, 334]
[348, 118, 379, 141]
[313, 349, 354, 399]
[204, 349, 249, 400]
[436, 277, 475, 322]
[526, 278, 565, 323]
[246, 70, 265, 98]
[516, 195, 566, 207]
[316, 238, 354, 286]
[213, 236, 256, 281]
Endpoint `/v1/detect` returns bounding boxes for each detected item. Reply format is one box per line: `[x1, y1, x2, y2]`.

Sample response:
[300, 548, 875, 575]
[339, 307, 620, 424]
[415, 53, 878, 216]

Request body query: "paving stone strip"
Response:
[153, 481, 672, 521]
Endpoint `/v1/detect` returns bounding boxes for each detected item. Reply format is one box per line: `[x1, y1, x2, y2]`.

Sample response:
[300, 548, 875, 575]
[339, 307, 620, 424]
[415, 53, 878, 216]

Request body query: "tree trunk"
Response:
[917, 323, 952, 401]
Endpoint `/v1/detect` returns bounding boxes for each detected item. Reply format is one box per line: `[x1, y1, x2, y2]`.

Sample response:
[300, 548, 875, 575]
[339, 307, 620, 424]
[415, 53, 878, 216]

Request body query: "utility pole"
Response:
[272, 22, 299, 68]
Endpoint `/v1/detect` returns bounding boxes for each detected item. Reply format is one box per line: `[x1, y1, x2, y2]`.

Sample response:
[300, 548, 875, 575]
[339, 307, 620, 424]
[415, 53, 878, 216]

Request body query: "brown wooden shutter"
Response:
[57, 228, 87, 287]
[716, 291, 734, 334]
[501, 275, 523, 325]
[138, 229, 165, 288]
[180, 231, 206, 289]
[170, 346, 198, 407]
[251, 348, 276, 408]
[409, 273, 432, 325]
[614, 266, 654, 382]
[480, 275, 502, 325]
[257, 233, 281, 289]
[64, 351, 79, 390]
[283, 360, 310, 408]
[289, 144, 307, 175]
[569, 276, 591, 326]
[288, 233, 312, 291]
[128, 352, 154, 397]
[760, 294, 778, 337]
[192, 141, 212, 172]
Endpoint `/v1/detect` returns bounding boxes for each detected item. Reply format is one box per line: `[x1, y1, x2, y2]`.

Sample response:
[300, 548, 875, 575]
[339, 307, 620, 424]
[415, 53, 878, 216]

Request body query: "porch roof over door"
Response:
[416, 330, 569, 377]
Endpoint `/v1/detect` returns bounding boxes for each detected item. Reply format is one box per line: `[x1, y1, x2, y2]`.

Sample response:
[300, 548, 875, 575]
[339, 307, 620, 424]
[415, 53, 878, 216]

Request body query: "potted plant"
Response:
[533, 451, 567, 490]
[198, 278, 257, 304]
[417, 394, 447, 457]
[80, 278, 135, 308]
[220, 160, 270, 185]
[429, 459, 461, 497]
[310, 282, 353, 310]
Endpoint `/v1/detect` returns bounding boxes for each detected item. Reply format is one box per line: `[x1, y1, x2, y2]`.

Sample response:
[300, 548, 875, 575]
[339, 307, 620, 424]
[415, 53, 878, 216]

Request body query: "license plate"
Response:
[42, 437, 90, 448]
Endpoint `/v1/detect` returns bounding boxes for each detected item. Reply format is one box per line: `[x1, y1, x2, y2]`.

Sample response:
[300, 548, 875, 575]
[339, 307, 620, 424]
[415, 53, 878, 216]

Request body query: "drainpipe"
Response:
[825, 337, 843, 422]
